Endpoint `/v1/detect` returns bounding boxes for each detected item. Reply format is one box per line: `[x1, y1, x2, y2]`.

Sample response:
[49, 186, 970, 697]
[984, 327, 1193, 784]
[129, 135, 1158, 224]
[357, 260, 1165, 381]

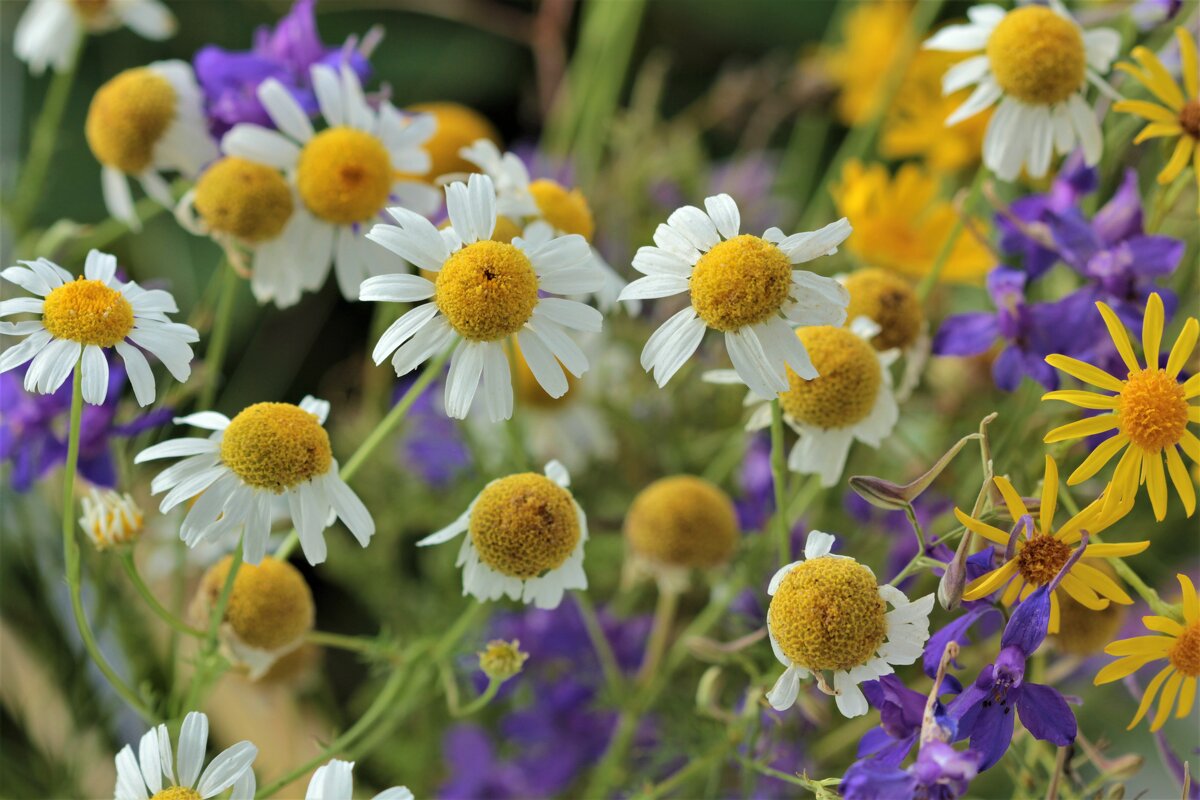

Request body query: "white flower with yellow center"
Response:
[619, 194, 851, 399]
[362, 173, 603, 422]
[114, 711, 257, 800]
[15, 0, 175, 75]
[841, 266, 929, 401]
[221, 66, 439, 300]
[134, 395, 374, 566]
[85, 61, 216, 229]
[305, 759, 412, 800]
[706, 318, 899, 487]
[80, 488, 144, 549]
[418, 460, 588, 609]
[766, 531, 934, 717]
[924, 1, 1120, 180]
[0, 250, 198, 406]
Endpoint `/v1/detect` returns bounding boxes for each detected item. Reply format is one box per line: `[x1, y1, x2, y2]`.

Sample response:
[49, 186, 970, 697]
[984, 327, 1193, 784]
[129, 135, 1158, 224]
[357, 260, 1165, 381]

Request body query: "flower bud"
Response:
[79, 488, 144, 549]
[478, 639, 529, 683]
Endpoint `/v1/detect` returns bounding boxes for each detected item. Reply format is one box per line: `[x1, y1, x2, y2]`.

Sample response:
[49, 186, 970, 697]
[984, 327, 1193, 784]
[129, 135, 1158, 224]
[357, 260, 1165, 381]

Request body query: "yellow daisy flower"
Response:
[822, 1, 912, 126]
[1094, 574, 1200, 732]
[1043, 294, 1199, 521]
[1112, 28, 1199, 211]
[957, 455, 1148, 633]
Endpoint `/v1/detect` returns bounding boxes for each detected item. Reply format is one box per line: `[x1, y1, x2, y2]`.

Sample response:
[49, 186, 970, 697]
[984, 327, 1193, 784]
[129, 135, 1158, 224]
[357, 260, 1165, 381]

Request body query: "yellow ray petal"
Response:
[1046, 414, 1121, 445]
[1133, 121, 1185, 144]
[962, 559, 1019, 601]
[1177, 676, 1197, 719]
[1040, 456, 1059, 533]
[1105, 635, 1172, 657]
[1001, 575, 1025, 607]
[1142, 615, 1184, 636]
[1068, 433, 1129, 484]
[1180, 574, 1199, 625]
[1131, 46, 1186, 109]
[1165, 446, 1196, 517]
[1182, 430, 1200, 462]
[993, 475, 1031, 523]
[1143, 294, 1165, 369]
[1102, 445, 1143, 518]
[1128, 664, 1174, 729]
[1048, 589, 1061, 633]
[1046, 354, 1125, 392]
[954, 507, 1011, 545]
[1061, 573, 1110, 610]
[1145, 451, 1169, 521]
[1185, 373, 1200, 399]
[1158, 137, 1195, 185]
[1151, 671, 1183, 731]
[1073, 560, 1134, 604]
[1082, 541, 1150, 558]
[1096, 302, 1142, 375]
[1095, 654, 1157, 684]
[1113, 99, 1179, 123]
[1042, 389, 1119, 409]
[1166, 317, 1198, 378]
[1190, 406, 1200, 424]
[1180, 27, 1199, 99]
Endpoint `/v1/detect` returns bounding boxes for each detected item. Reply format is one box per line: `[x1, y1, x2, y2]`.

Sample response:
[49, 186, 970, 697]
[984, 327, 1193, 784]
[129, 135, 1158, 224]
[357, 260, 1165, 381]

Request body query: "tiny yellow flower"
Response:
[478, 639, 529, 682]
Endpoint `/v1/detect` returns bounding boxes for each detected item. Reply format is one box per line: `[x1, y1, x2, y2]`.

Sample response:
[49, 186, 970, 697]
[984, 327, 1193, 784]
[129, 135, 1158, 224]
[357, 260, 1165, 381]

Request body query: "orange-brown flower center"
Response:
[1179, 100, 1200, 140]
[1170, 623, 1200, 677]
[1119, 368, 1189, 451]
[1016, 534, 1071, 586]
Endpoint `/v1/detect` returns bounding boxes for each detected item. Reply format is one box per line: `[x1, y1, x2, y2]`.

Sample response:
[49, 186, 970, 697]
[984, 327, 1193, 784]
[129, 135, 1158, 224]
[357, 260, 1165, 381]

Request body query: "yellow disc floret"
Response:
[768, 556, 886, 671]
[529, 180, 595, 241]
[220, 403, 332, 492]
[435, 241, 539, 341]
[1119, 369, 1189, 451]
[843, 267, 923, 351]
[85, 67, 176, 174]
[624, 475, 739, 569]
[689, 235, 793, 332]
[781, 326, 881, 428]
[407, 101, 501, 179]
[150, 788, 202, 800]
[42, 279, 134, 347]
[469, 473, 580, 579]
[193, 157, 294, 243]
[1016, 534, 1071, 587]
[199, 555, 314, 651]
[986, 6, 1086, 106]
[296, 127, 393, 225]
[1170, 622, 1200, 677]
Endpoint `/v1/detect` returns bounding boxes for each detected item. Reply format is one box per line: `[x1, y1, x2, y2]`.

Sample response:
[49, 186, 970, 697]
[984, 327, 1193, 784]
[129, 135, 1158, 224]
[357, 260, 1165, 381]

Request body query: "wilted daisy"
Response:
[842, 267, 929, 400]
[924, 1, 1120, 179]
[957, 456, 1148, 632]
[86, 61, 216, 228]
[619, 194, 851, 399]
[418, 460, 587, 609]
[706, 318, 899, 488]
[1043, 294, 1198, 521]
[114, 711, 257, 800]
[362, 173, 603, 421]
[624, 475, 739, 590]
[305, 759, 412, 800]
[1094, 574, 1199, 732]
[222, 66, 439, 299]
[766, 531, 934, 717]
[80, 488, 144, 549]
[0, 250, 198, 406]
[135, 395, 375, 566]
[15, 0, 175, 75]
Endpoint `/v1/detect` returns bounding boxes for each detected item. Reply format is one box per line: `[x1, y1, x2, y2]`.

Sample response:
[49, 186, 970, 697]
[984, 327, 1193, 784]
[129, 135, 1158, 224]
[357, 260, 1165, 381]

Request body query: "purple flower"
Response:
[439, 725, 536, 799]
[394, 374, 471, 488]
[842, 741, 982, 800]
[1132, 0, 1184, 29]
[857, 675, 930, 766]
[194, 0, 373, 137]
[736, 433, 774, 531]
[997, 153, 1097, 279]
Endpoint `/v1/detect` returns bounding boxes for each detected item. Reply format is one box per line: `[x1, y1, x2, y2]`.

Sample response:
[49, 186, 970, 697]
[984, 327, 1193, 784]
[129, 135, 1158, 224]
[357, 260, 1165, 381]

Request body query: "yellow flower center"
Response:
[1170, 623, 1200, 677]
[1016, 534, 1071, 587]
[193, 157, 294, 243]
[1119, 368, 1189, 451]
[986, 6, 1086, 106]
[198, 556, 314, 651]
[513, 340, 575, 407]
[624, 475, 739, 569]
[150, 789, 202, 800]
[296, 127, 393, 225]
[406, 101, 500, 180]
[220, 403, 333, 492]
[1053, 562, 1125, 656]
[435, 241, 539, 341]
[689, 235, 793, 332]
[1181, 100, 1200, 139]
[469, 473, 580, 579]
[529, 180, 595, 241]
[768, 556, 886, 672]
[843, 267, 923, 351]
[780, 326, 881, 429]
[42, 279, 134, 347]
[85, 67, 176, 174]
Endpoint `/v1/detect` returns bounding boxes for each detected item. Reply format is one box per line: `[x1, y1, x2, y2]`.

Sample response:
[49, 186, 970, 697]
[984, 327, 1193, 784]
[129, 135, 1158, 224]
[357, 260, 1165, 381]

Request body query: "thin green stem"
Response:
[184, 539, 243, 712]
[575, 593, 625, 697]
[904, 503, 928, 554]
[917, 166, 988, 300]
[198, 261, 240, 410]
[636, 586, 679, 686]
[769, 399, 791, 564]
[305, 630, 391, 656]
[119, 552, 205, 638]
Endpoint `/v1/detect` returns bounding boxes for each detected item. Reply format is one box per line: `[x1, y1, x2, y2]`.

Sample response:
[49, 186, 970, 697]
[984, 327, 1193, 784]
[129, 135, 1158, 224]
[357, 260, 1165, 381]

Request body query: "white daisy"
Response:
[924, 0, 1121, 180]
[766, 531, 934, 717]
[15, 0, 175, 75]
[361, 172, 603, 422]
[134, 395, 375, 566]
[0, 250, 198, 406]
[305, 759, 412, 800]
[85, 60, 216, 230]
[417, 460, 588, 609]
[114, 711, 257, 800]
[618, 193, 851, 399]
[839, 266, 930, 402]
[222, 65, 440, 300]
[705, 317, 900, 488]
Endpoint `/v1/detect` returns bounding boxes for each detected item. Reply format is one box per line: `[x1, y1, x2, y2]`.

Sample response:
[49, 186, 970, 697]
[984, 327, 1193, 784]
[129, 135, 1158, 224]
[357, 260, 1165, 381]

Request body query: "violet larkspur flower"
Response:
[842, 740, 982, 800]
[857, 674, 933, 766]
[996, 152, 1097, 279]
[194, 0, 373, 137]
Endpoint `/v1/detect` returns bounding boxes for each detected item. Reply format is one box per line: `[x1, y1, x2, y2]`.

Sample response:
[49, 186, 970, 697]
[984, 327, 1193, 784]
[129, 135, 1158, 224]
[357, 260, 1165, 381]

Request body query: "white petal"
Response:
[80, 345, 109, 405]
[631, 245, 693, 278]
[766, 666, 802, 711]
[173, 411, 231, 431]
[517, 328, 567, 398]
[804, 531, 835, 560]
[667, 205, 721, 251]
[418, 507, 471, 546]
[391, 317, 455, 376]
[942, 54, 990, 93]
[725, 327, 787, 399]
[0, 329, 51, 373]
[371, 303, 439, 365]
[310, 64, 344, 126]
[138, 729, 163, 794]
[774, 218, 852, 263]
[359, 273, 435, 303]
[102, 166, 138, 229]
[524, 319, 587, 377]
[1069, 93, 1102, 165]
[289, 481, 330, 566]
[479, 341, 513, 422]
[366, 214, 449, 273]
[257, 78, 313, 143]
[946, 76, 1003, 126]
[703, 194, 740, 239]
[532, 298, 603, 333]
[1, 266, 51, 296]
[619, 273, 690, 300]
[834, 671, 869, 717]
[323, 472, 375, 547]
[176, 712, 209, 788]
[196, 742, 257, 798]
[444, 340, 486, 419]
[114, 745, 149, 800]
[641, 308, 706, 386]
[221, 125, 300, 168]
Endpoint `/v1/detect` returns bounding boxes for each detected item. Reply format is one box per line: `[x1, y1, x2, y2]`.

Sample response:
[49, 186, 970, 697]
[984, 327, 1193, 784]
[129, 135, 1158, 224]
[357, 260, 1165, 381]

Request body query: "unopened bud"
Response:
[79, 488, 144, 549]
[478, 639, 528, 682]
[850, 426, 984, 510]
[938, 533, 971, 611]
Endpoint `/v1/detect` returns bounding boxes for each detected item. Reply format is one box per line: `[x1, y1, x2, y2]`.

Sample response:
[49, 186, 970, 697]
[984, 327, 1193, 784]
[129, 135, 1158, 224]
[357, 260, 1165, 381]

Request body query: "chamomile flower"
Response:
[86, 61, 216, 229]
[0, 250, 198, 406]
[766, 531, 934, 717]
[114, 711, 257, 800]
[619, 194, 851, 399]
[15, 0, 175, 75]
[706, 318, 900, 488]
[305, 759, 412, 800]
[842, 267, 930, 400]
[624, 475, 739, 590]
[956, 456, 1148, 633]
[924, 1, 1121, 179]
[134, 395, 375, 566]
[1043, 294, 1198, 521]
[222, 65, 439, 300]
[80, 488, 144, 549]
[361, 173, 603, 422]
[407, 101, 500, 181]
[1094, 574, 1200, 732]
[417, 460, 588, 609]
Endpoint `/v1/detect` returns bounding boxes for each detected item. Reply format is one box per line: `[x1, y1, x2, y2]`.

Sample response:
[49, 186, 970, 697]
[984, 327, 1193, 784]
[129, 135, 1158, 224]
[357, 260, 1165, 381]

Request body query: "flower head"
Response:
[842, 740, 981, 800]
[478, 639, 530, 682]
[114, 711, 257, 800]
[305, 759, 411, 800]
[80, 488, 144, 549]
[624, 475, 739, 575]
[15, 0, 175, 75]
[821, 1, 912, 126]
[406, 102, 500, 180]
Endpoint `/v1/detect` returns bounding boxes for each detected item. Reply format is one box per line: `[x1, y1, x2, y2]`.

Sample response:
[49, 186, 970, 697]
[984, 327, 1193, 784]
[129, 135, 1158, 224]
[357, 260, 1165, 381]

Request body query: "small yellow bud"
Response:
[478, 639, 529, 682]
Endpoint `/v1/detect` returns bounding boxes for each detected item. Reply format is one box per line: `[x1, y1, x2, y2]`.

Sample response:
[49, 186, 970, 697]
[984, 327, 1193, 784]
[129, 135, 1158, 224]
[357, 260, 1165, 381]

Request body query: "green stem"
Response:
[119, 552, 205, 638]
[198, 261, 240, 410]
[769, 399, 791, 564]
[917, 165, 987, 300]
[575, 593, 625, 697]
[305, 630, 391, 656]
[636, 586, 679, 686]
[184, 539, 243, 712]
[904, 503, 928, 554]
[633, 725, 748, 800]
[61, 366, 156, 721]
[63, 193, 172, 261]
